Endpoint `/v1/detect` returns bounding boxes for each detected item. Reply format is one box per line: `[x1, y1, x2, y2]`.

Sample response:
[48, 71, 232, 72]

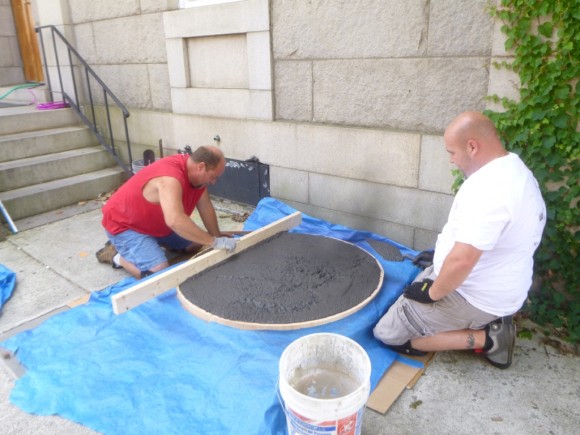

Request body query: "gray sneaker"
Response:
[485, 316, 516, 369]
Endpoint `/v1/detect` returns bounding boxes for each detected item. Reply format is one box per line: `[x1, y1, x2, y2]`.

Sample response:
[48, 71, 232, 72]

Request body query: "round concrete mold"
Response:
[177, 232, 384, 330]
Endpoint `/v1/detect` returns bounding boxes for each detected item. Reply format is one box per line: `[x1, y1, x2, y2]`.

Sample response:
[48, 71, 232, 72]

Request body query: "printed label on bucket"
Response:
[287, 408, 363, 435]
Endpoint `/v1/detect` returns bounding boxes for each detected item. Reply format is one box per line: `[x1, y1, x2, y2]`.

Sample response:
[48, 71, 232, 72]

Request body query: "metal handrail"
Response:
[36, 25, 133, 174]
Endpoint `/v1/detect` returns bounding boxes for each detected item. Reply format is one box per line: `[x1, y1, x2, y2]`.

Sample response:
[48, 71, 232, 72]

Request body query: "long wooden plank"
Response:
[111, 211, 302, 314]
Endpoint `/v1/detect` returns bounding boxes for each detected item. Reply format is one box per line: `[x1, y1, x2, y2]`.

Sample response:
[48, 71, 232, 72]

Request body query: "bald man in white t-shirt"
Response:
[374, 111, 546, 369]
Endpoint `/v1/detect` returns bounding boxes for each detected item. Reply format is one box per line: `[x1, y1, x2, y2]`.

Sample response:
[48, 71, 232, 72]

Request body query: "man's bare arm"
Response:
[195, 190, 221, 237]
[429, 242, 483, 300]
[153, 177, 215, 245]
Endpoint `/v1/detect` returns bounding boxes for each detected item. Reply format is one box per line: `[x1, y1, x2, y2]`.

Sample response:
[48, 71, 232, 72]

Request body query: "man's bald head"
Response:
[444, 112, 507, 177]
[187, 145, 226, 188]
[445, 112, 501, 146]
[190, 145, 224, 170]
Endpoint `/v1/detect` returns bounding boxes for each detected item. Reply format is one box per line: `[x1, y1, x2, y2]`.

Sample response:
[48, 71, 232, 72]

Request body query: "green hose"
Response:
[0, 82, 44, 100]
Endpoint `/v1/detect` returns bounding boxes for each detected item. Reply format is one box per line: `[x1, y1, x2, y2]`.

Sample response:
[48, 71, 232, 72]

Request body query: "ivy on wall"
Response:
[484, 0, 579, 342]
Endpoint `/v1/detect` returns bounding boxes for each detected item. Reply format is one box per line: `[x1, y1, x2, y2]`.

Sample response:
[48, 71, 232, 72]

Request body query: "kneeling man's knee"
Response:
[374, 302, 409, 346]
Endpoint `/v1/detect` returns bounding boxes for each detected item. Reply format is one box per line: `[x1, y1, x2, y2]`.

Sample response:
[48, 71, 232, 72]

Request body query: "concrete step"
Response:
[0, 106, 80, 135]
[0, 125, 97, 162]
[0, 146, 118, 191]
[0, 167, 128, 221]
[0, 100, 128, 221]
[0, 84, 50, 106]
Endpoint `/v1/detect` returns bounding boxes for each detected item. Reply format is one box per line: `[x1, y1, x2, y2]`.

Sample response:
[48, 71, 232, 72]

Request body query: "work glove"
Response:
[403, 279, 436, 304]
[412, 249, 434, 269]
[211, 236, 237, 253]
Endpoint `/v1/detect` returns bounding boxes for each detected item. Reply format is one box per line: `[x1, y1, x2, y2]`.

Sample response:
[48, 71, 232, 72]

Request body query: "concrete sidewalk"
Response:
[0, 200, 578, 434]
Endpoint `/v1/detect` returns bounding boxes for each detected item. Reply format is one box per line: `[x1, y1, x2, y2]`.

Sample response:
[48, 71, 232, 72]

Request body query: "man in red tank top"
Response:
[96, 146, 237, 279]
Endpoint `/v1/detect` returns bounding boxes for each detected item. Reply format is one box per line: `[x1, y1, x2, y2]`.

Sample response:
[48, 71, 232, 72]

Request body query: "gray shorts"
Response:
[373, 267, 498, 345]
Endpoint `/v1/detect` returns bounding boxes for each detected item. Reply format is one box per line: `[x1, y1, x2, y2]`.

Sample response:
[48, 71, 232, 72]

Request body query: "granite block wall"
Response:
[272, 0, 494, 134]
[30, 0, 514, 248]
[0, 0, 25, 86]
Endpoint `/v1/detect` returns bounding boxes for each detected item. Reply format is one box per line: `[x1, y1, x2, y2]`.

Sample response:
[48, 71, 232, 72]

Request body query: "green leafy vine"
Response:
[483, 0, 579, 342]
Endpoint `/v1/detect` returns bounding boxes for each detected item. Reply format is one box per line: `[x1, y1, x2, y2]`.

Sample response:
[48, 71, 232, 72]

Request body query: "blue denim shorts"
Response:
[106, 230, 191, 272]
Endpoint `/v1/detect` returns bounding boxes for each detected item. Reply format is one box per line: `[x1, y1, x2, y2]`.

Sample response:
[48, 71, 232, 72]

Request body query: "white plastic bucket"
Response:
[278, 333, 371, 435]
[132, 159, 145, 173]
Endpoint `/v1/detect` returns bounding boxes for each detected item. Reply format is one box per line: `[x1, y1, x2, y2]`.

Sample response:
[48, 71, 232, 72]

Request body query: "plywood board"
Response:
[111, 212, 302, 314]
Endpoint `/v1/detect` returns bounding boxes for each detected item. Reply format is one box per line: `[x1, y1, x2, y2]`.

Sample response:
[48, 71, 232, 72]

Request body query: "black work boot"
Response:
[96, 241, 121, 269]
[484, 315, 516, 369]
[386, 340, 427, 357]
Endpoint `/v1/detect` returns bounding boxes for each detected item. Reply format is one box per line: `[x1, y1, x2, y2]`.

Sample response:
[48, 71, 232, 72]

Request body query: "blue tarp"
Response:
[0, 264, 16, 311]
[1, 198, 422, 434]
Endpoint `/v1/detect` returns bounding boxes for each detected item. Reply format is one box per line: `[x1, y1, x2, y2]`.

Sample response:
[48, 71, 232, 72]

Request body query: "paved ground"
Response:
[0, 199, 578, 434]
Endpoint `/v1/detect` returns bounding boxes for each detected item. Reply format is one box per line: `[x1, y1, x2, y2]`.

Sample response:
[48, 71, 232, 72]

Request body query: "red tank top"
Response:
[102, 154, 205, 237]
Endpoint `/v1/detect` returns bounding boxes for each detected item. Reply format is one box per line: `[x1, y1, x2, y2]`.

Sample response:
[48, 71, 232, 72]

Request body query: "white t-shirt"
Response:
[433, 153, 546, 316]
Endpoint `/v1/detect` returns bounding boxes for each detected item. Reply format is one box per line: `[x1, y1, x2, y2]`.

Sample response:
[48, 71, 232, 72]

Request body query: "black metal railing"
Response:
[36, 25, 133, 174]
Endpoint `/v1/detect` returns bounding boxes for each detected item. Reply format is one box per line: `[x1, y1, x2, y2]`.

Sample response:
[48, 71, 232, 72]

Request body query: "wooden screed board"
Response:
[112, 212, 302, 314]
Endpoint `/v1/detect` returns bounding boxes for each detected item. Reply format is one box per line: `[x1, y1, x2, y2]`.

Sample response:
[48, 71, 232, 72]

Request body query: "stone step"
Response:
[0, 125, 97, 162]
[0, 106, 80, 135]
[0, 99, 128, 221]
[0, 84, 50, 105]
[0, 167, 128, 221]
[0, 146, 118, 191]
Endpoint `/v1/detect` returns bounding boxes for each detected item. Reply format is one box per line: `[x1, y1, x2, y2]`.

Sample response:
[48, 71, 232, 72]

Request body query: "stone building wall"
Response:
[66, 0, 178, 111]
[0, 0, 25, 86]
[273, 0, 493, 134]
[32, 0, 516, 249]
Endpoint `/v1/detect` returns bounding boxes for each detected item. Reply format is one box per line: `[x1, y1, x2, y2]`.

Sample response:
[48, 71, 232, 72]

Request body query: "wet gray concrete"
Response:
[366, 238, 404, 262]
[180, 232, 381, 324]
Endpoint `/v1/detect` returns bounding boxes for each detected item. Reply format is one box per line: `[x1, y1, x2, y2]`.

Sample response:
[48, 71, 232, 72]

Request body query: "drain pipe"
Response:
[0, 201, 18, 234]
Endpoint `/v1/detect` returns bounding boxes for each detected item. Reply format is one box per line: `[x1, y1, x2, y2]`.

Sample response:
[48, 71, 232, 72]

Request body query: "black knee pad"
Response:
[140, 270, 155, 279]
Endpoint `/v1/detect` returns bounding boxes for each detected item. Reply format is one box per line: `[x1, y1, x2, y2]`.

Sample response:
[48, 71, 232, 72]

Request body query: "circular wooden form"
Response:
[177, 232, 384, 330]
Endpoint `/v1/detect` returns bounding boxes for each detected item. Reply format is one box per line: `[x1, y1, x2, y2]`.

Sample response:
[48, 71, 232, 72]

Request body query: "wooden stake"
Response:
[111, 211, 302, 314]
